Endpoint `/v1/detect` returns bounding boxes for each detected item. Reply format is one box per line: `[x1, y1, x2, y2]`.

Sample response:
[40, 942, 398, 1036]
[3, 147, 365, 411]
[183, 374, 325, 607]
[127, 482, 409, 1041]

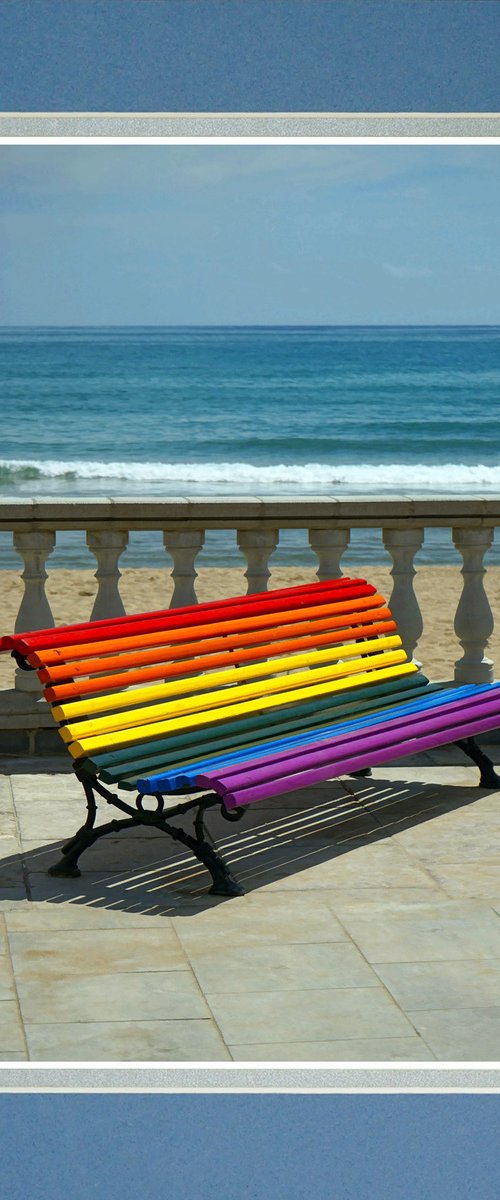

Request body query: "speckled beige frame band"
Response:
[1, 113, 500, 137]
[1, 1067, 500, 1089]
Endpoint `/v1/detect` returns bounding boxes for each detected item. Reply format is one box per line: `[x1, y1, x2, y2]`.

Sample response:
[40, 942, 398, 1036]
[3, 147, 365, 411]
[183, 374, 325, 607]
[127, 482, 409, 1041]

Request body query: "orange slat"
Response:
[38, 604, 388, 691]
[39, 602, 392, 685]
[44, 616, 397, 702]
[29, 590, 386, 669]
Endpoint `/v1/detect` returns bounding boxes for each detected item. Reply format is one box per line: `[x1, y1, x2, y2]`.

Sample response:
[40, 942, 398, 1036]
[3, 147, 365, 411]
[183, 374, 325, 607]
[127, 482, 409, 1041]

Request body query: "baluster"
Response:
[87, 530, 128, 621]
[164, 529, 205, 607]
[309, 527, 350, 580]
[13, 529, 56, 692]
[453, 527, 494, 684]
[382, 527, 424, 661]
[236, 528, 278, 593]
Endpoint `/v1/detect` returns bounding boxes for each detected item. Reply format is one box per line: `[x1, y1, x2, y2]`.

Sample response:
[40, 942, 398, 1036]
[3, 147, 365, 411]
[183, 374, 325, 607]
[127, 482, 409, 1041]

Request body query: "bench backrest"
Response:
[1, 577, 427, 787]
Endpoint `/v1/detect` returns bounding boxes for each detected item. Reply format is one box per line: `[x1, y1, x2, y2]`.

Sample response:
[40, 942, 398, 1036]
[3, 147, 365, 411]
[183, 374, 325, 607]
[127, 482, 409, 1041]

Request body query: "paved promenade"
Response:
[1, 747, 500, 1062]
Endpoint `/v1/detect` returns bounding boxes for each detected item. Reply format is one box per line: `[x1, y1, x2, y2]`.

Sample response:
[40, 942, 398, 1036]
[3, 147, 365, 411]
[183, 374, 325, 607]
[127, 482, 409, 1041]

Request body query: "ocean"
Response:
[1, 324, 499, 569]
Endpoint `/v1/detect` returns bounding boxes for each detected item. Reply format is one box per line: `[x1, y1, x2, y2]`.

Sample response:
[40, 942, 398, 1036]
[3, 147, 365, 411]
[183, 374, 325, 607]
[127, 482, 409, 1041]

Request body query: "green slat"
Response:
[92, 671, 429, 773]
[96, 674, 436, 788]
[97, 673, 432, 782]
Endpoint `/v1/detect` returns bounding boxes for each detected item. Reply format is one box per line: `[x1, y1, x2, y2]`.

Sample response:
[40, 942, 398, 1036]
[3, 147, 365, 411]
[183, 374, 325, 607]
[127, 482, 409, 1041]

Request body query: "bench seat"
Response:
[2, 575, 500, 896]
[136, 682, 500, 801]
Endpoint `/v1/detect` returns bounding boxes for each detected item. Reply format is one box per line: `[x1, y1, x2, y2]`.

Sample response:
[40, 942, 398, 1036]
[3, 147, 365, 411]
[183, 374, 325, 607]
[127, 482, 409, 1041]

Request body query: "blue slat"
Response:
[137, 682, 491, 795]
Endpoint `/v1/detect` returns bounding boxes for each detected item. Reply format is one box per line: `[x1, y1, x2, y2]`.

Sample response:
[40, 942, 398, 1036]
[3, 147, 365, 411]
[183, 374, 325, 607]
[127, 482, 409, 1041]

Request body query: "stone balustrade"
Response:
[0, 497, 499, 726]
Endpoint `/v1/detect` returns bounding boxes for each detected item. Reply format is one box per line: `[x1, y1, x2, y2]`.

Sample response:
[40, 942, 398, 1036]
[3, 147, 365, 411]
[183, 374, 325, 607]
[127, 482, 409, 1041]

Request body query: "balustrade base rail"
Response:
[0, 497, 498, 740]
[0, 688, 62, 755]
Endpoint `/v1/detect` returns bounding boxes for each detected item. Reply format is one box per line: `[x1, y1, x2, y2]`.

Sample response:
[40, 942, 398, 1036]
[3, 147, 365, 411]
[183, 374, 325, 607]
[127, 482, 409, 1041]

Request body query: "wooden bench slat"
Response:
[1, 577, 354, 652]
[29, 589, 384, 669]
[40, 601, 391, 684]
[52, 633, 404, 723]
[43, 611, 396, 701]
[138, 681, 472, 796]
[59, 645, 412, 744]
[206, 689, 500, 808]
[66, 659, 417, 759]
[91, 674, 432, 781]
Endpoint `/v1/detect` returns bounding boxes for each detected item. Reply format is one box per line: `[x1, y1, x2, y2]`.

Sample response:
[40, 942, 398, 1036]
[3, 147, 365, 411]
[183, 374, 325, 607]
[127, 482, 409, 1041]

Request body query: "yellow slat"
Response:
[52, 633, 404, 722]
[64, 652, 415, 755]
[68, 660, 418, 759]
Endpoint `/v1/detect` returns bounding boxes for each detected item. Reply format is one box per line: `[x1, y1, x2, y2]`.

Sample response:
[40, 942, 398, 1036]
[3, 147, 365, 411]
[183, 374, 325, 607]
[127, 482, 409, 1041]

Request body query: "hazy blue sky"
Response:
[2, 1093, 500, 1199]
[1, 143, 500, 325]
[0, 0, 498, 112]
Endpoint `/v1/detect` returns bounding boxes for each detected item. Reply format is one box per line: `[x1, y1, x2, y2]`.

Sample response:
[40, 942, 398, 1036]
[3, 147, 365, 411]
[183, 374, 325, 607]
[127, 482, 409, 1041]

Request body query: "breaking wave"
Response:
[1, 458, 500, 492]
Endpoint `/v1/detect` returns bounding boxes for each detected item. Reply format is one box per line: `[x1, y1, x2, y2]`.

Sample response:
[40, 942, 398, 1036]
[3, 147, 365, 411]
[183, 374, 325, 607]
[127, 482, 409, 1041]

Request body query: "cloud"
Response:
[383, 263, 433, 279]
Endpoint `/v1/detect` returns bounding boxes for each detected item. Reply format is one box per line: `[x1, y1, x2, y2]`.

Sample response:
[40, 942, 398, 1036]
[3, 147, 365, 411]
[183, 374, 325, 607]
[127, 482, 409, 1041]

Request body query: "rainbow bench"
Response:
[2, 576, 500, 897]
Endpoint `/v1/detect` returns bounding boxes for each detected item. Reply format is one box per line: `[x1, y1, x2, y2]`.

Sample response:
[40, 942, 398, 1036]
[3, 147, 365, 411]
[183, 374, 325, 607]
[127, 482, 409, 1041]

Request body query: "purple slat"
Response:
[204, 706, 500, 808]
[199, 687, 500, 793]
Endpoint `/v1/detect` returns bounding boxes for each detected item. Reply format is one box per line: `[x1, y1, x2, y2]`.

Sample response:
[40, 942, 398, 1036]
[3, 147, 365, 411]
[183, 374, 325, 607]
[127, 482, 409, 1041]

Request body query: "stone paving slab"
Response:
[8, 927, 189, 981]
[0, 1002, 26, 1056]
[261, 838, 443, 893]
[23, 1018, 232, 1062]
[1, 749, 500, 1060]
[186, 941, 379, 994]
[407, 1007, 500, 1060]
[172, 892, 350, 951]
[373, 958, 500, 1011]
[16, 967, 210, 1025]
[206, 984, 415, 1046]
[332, 899, 500, 964]
[230, 1036, 436, 1061]
[424, 863, 500, 899]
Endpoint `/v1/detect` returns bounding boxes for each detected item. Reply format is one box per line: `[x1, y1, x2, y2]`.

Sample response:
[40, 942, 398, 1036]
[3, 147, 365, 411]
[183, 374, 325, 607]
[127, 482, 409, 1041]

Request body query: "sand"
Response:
[1, 564, 499, 689]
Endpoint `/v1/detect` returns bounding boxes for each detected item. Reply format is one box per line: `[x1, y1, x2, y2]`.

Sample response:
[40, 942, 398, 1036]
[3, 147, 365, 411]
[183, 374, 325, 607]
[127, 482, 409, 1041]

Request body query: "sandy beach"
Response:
[1, 564, 500, 689]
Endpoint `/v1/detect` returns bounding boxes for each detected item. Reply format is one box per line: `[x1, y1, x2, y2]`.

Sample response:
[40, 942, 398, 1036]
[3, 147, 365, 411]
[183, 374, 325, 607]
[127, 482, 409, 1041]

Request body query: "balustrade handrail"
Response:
[1, 495, 500, 527]
[0, 494, 498, 694]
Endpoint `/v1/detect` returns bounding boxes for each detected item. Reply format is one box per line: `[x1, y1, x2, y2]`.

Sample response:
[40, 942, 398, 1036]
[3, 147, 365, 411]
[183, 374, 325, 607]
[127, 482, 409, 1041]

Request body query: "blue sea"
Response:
[1, 324, 500, 569]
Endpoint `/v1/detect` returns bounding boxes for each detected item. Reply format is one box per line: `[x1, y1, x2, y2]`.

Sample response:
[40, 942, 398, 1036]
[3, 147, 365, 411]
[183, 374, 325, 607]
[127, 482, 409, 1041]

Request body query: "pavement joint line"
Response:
[1, 777, 30, 1056]
[325, 898, 439, 1056]
[224, 1032, 437, 1048]
[316, 883, 441, 1060]
[168, 915, 230, 1050]
[7, 773, 31, 901]
[3, 936, 29, 1061]
[371, 954, 500, 967]
[23, 1014, 221, 1026]
[180, 946, 236, 1054]
[424, 860, 500, 900]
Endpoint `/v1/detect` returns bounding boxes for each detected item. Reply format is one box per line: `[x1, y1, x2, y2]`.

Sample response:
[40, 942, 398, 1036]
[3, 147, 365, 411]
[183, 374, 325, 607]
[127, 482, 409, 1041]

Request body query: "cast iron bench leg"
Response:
[162, 807, 244, 897]
[456, 737, 500, 788]
[48, 776, 244, 897]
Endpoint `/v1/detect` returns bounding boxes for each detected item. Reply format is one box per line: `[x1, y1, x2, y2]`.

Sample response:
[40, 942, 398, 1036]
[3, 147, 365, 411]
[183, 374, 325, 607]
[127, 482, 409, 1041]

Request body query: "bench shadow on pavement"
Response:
[0, 769, 494, 917]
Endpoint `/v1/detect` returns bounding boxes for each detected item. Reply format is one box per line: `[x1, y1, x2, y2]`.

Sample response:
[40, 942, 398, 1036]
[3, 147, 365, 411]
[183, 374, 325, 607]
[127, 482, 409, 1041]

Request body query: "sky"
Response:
[2, 1092, 500, 1200]
[0, 0, 498, 112]
[1, 143, 500, 325]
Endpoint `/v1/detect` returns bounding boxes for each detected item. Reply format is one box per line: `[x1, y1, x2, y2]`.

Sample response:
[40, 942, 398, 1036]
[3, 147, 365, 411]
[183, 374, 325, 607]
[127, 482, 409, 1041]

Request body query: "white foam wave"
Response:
[2, 458, 500, 492]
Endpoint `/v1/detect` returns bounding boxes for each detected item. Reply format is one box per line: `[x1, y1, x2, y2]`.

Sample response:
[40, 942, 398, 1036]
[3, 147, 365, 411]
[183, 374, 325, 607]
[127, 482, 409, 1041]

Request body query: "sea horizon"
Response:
[2, 322, 500, 329]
